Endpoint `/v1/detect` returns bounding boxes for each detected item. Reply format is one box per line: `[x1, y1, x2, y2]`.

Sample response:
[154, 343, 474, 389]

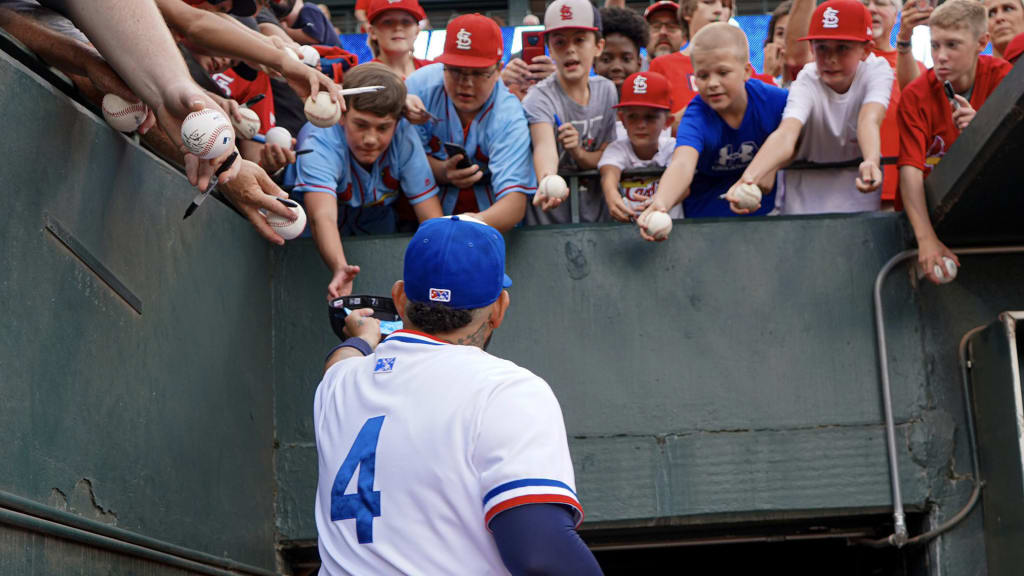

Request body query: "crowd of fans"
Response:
[2, 0, 1022, 299]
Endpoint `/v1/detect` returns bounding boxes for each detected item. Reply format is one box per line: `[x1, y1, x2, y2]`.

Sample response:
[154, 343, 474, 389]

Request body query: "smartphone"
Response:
[943, 81, 960, 110]
[521, 30, 545, 64]
[443, 142, 474, 170]
[329, 295, 402, 338]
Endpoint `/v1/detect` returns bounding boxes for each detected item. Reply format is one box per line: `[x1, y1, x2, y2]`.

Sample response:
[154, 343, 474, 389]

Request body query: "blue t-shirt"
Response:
[675, 79, 787, 218]
[405, 63, 536, 215]
[286, 119, 437, 235]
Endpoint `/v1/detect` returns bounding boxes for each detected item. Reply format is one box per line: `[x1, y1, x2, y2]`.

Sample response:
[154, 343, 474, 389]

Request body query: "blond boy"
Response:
[638, 23, 787, 236]
[899, 0, 1012, 283]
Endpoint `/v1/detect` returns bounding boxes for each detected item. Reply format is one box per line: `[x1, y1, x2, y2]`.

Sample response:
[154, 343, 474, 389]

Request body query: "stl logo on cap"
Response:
[456, 28, 472, 50]
[822, 7, 839, 28]
[633, 75, 648, 95]
[430, 288, 452, 302]
[560, 4, 573, 20]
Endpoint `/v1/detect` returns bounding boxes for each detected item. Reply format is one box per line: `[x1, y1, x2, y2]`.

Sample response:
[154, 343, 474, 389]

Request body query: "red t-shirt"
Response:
[649, 52, 777, 114]
[898, 55, 1011, 175]
[211, 68, 276, 135]
[871, 48, 927, 205]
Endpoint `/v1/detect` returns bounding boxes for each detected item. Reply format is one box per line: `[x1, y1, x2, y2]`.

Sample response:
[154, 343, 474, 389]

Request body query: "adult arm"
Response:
[899, 166, 958, 283]
[305, 192, 360, 300]
[783, 0, 814, 76]
[855, 102, 886, 192]
[491, 504, 603, 576]
[324, 308, 381, 372]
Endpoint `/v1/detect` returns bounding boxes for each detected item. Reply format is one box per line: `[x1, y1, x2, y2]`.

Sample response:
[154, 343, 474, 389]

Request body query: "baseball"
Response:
[730, 182, 762, 211]
[304, 91, 342, 128]
[232, 107, 261, 140]
[265, 126, 293, 149]
[181, 109, 234, 159]
[933, 256, 958, 284]
[101, 94, 149, 133]
[643, 211, 673, 240]
[538, 174, 569, 200]
[263, 198, 307, 240]
[299, 44, 321, 67]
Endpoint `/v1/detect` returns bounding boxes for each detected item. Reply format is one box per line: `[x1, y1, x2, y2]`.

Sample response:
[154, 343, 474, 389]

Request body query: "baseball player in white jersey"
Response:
[313, 215, 603, 575]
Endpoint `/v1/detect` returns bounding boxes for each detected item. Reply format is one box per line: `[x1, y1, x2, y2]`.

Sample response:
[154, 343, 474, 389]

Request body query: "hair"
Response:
[765, 0, 793, 47]
[342, 62, 406, 118]
[600, 7, 650, 53]
[678, 0, 732, 38]
[690, 21, 749, 62]
[930, 0, 988, 38]
[405, 301, 482, 334]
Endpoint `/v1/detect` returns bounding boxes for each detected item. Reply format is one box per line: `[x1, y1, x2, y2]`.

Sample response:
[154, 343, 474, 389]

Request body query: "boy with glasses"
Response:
[403, 14, 536, 232]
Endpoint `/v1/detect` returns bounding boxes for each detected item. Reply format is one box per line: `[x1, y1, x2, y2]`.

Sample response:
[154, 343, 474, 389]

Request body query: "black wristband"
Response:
[896, 40, 912, 48]
[326, 337, 372, 362]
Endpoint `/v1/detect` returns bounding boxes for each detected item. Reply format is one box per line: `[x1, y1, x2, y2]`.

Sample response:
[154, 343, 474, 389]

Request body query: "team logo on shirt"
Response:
[429, 288, 452, 302]
[632, 75, 648, 95]
[822, 7, 839, 29]
[560, 5, 573, 20]
[714, 142, 758, 171]
[456, 28, 472, 50]
[374, 357, 396, 373]
[925, 135, 947, 166]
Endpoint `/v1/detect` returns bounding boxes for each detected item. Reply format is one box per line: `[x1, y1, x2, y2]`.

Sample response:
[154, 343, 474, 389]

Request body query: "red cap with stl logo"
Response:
[435, 14, 504, 68]
[366, 0, 426, 23]
[800, 0, 873, 43]
[613, 72, 672, 110]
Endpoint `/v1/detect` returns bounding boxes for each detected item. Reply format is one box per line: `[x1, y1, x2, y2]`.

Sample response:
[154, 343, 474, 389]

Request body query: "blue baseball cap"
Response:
[404, 216, 512, 310]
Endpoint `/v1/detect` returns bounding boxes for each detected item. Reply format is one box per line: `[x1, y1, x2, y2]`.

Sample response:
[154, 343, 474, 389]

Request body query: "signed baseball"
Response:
[232, 107, 261, 140]
[538, 174, 569, 200]
[299, 44, 321, 67]
[181, 109, 234, 159]
[643, 211, 673, 240]
[933, 256, 958, 284]
[263, 198, 307, 240]
[264, 126, 292, 149]
[101, 94, 149, 133]
[304, 91, 342, 128]
[730, 182, 762, 211]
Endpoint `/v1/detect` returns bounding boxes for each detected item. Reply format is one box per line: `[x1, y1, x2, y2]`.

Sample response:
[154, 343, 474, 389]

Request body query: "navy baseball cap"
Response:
[404, 216, 512, 310]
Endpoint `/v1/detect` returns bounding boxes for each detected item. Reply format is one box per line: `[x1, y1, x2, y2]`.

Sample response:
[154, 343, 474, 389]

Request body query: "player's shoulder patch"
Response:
[374, 357, 396, 373]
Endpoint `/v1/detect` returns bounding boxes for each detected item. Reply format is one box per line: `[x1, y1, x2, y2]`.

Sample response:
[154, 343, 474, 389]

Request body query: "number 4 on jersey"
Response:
[330, 415, 385, 544]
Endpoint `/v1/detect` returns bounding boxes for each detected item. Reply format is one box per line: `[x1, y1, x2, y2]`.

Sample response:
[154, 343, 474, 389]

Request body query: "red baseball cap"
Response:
[544, 0, 601, 35]
[613, 72, 672, 110]
[800, 0, 873, 43]
[644, 1, 680, 21]
[1004, 32, 1024, 64]
[366, 0, 426, 24]
[435, 14, 504, 69]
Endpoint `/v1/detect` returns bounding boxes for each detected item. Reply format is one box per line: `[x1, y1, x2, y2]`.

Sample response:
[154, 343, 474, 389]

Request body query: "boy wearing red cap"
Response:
[733, 0, 892, 215]
[899, 0, 1012, 284]
[404, 14, 536, 232]
[526, 0, 619, 224]
[366, 0, 431, 78]
[638, 23, 787, 230]
[598, 71, 681, 223]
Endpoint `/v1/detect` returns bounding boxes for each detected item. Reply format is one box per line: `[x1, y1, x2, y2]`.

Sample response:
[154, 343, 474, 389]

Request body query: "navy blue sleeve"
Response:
[490, 503, 603, 576]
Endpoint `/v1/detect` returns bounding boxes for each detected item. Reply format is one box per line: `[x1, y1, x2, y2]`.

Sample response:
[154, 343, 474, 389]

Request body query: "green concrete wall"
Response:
[0, 53, 277, 571]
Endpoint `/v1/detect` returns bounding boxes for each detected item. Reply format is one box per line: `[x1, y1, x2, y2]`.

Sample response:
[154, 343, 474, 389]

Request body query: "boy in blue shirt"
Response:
[289, 62, 442, 299]
[639, 23, 787, 235]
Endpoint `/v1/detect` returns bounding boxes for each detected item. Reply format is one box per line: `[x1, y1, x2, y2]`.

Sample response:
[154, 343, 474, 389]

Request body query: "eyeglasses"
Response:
[649, 22, 681, 32]
[443, 66, 498, 82]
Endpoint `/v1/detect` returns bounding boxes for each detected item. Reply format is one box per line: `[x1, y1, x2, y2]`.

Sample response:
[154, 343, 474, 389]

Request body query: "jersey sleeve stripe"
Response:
[484, 494, 584, 529]
[407, 184, 437, 201]
[483, 478, 577, 503]
[293, 182, 337, 195]
[495, 184, 537, 198]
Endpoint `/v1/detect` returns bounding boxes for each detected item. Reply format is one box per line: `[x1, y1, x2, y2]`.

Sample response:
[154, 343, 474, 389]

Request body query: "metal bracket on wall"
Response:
[44, 216, 142, 315]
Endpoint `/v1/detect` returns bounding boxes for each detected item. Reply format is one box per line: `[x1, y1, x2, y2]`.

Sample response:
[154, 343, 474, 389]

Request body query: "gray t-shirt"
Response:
[522, 74, 618, 225]
[1, 0, 90, 44]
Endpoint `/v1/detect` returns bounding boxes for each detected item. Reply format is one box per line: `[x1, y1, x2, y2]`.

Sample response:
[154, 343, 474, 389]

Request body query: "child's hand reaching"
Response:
[606, 192, 639, 223]
[557, 122, 580, 152]
[856, 159, 882, 193]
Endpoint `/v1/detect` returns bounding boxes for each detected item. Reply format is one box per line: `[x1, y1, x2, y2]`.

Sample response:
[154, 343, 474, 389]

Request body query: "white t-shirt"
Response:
[598, 136, 684, 217]
[776, 55, 893, 215]
[314, 330, 582, 576]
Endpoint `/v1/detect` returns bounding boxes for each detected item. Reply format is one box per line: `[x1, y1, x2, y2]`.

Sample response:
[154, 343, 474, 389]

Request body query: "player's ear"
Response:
[489, 290, 511, 331]
[392, 281, 408, 322]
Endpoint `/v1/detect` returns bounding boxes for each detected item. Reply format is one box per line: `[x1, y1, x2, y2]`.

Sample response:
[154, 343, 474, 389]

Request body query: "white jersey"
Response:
[314, 330, 582, 576]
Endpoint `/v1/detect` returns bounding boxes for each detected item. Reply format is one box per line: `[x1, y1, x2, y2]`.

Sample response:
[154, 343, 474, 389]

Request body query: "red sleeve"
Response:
[248, 72, 275, 134]
[752, 72, 776, 86]
[897, 81, 931, 170]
